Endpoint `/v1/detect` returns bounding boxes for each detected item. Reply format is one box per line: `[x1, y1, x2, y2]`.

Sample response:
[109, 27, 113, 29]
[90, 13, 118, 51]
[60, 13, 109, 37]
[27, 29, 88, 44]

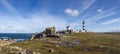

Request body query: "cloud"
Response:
[0, 25, 26, 33]
[0, 0, 83, 33]
[1, 0, 22, 17]
[0, 11, 83, 33]
[64, 0, 95, 17]
[0, 12, 70, 33]
[94, 8, 117, 20]
[65, 8, 79, 16]
[97, 9, 103, 13]
[107, 28, 120, 32]
[96, 11, 117, 20]
[114, 28, 120, 32]
[79, 0, 96, 15]
[101, 18, 120, 25]
[86, 7, 117, 25]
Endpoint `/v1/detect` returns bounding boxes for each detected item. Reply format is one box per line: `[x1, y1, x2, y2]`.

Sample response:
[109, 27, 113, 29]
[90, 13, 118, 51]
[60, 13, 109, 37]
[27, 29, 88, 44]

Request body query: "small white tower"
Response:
[66, 25, 71, 30]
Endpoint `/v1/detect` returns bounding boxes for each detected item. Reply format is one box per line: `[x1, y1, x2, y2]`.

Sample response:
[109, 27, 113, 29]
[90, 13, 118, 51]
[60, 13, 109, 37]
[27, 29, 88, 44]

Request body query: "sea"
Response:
[0, 33, 33, 42]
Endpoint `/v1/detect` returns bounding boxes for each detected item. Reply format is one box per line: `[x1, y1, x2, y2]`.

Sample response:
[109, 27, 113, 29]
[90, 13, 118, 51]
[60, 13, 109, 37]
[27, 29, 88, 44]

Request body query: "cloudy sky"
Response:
[0, 0, 120, 33]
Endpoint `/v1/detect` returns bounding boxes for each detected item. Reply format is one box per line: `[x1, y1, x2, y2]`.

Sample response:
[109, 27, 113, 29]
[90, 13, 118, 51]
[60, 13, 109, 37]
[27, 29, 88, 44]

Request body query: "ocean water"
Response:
[0, 33, 33, 42]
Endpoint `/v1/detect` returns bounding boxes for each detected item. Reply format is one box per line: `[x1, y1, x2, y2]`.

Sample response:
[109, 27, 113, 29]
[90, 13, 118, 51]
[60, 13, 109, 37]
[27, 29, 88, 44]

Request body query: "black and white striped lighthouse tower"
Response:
[82, 20, 85, 30]
[81, 20, 87, 32]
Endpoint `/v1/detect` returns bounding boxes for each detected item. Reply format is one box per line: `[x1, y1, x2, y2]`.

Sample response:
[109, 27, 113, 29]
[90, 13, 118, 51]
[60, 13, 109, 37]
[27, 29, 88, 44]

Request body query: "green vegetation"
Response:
[2, 33, 120, 54]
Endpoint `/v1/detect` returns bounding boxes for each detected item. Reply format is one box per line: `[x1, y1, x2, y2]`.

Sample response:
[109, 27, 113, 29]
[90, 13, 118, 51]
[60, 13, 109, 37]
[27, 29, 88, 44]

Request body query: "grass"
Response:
[2, 32, 120, 54]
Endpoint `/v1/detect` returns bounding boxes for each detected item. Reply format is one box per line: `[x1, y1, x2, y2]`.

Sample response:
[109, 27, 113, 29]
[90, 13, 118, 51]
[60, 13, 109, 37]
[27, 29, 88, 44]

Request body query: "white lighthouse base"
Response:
[80, 30, 87, 32]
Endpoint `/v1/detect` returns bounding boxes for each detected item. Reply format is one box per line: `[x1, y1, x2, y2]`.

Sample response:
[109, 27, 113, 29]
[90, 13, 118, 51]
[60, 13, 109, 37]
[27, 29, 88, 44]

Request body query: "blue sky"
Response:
[0, 0, 120, 33]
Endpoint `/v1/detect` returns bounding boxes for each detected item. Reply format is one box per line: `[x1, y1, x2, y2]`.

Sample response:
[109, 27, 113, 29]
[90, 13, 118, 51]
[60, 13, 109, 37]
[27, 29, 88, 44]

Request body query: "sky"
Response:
[0, 0, 120, 33]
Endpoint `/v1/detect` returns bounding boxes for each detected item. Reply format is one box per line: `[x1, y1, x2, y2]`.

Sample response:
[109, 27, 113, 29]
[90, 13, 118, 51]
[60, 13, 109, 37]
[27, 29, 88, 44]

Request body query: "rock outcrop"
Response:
[31, 27, 62, 40]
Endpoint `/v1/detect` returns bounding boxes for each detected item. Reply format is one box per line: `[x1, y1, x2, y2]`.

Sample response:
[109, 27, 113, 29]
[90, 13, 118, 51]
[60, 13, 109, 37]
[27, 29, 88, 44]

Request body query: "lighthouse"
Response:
[81, 20, 87, 32]
[82, 20, 85, 30]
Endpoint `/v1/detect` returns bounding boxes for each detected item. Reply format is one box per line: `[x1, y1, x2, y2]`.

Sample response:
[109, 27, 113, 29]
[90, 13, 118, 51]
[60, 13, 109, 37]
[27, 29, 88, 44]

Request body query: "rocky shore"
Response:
[0, 39, 15, 47]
